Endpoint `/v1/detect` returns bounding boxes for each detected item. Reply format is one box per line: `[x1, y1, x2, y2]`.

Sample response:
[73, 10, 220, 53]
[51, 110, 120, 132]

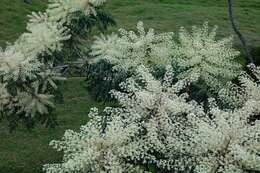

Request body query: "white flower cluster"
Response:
[0, 0, 106, 118]
[47, 0, 106, 22]
[44, 66, 260, 173]
[91, 22, 242, 92]
[186, 90, 260, 172]
[91, 21, 174, 72]
[0, 46, 41, 81]
[219, 66, 260, 109]
[43, 65, 202, 173]
[181, 68, 260, 173]
[173, 22, 242, 91]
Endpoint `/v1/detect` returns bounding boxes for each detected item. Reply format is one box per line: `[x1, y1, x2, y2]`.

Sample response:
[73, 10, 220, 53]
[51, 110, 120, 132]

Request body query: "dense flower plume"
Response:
[0, 0, 107, 121]
[47, 0, 106, 22]
[173, 22, 242, 91]
[91, 22, 242, 92]
[44, 65, 260, 173]
[91, 21, 174, 72]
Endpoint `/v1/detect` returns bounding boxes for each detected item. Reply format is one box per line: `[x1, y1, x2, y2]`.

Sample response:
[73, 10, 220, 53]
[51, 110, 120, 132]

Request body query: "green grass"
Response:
[0, 0, 260, 47]
[105, 0, 260, 46]
[0, 0, 48, 47]
[0, 0, 260, 172]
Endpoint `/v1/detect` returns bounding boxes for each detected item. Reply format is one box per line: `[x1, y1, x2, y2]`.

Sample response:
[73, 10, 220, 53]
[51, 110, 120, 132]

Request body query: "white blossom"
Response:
[47, 0, 106, 23]
[173, 22, 242, 91]
[44, 66, 203, 172]
[44, 65, 260, 173]
[91, 21, 174, 72]
[0, 46, 41, 81]
[183, 69, 260, 173]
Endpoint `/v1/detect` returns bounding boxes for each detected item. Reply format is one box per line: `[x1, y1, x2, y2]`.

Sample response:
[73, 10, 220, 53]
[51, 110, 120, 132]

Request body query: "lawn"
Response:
[106, 0, 260, 47]
[0, 0, 260, 173]
[1, 0, 260, 47]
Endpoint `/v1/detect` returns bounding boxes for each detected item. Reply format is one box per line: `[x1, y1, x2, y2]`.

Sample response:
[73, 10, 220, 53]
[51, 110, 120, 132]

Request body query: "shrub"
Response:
[88, 22, 242, 101]
[44, 66, 260, 173]
[87, 22, 174, 101]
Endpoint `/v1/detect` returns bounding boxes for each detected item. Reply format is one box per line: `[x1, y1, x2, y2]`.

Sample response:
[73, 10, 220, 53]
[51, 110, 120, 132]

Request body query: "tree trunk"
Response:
[227, 0, 255, 64]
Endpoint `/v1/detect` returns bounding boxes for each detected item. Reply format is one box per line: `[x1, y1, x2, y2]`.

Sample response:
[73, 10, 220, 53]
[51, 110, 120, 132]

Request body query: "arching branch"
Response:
[227, 0, 255, 64]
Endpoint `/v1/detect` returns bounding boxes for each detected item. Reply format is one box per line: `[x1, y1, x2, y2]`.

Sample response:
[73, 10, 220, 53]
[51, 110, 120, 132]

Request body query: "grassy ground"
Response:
[0, 0, 47, 46]
[0, 0, 260, 173]
[0, 0, 260, 47]
[105, 0, 260, 47]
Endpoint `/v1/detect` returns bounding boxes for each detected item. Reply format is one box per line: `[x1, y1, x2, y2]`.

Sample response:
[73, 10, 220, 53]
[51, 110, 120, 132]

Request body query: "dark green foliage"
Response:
[1, 107, 58, 132]
[86, 62, 168, 102]
[251, 46, 260, 65]
[57, 8, 116, 64]
[85, 60, 130, 101]
[150, 64, 167, 80]
[56, 8, 117, 100]
[24, 0, 32, 4]
[0, 76, 60, 131]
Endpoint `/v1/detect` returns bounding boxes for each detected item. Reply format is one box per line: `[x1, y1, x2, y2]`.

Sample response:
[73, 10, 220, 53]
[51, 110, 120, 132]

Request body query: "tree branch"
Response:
[227, 0, 255, 64]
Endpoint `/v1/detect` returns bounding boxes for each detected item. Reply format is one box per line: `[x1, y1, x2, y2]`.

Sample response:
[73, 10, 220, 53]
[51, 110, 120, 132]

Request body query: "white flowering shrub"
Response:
[173, 22, 242, 92]
[218, 65, 260, 109]
[42, 19, 260, 172]
[88, 22, 174, 101]
[89, 22, 242, 102]
[91, 21, 174, 72]
[44, 66, 202, 172]
[0, 0, 107, 129]
[44, 65, 260, 172]
[183, 89, 260, 172]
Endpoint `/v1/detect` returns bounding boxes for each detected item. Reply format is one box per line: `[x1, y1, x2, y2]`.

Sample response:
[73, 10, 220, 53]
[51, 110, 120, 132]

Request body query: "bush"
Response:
[88, 22, 242, 101]
[44, 66, 260, 173]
